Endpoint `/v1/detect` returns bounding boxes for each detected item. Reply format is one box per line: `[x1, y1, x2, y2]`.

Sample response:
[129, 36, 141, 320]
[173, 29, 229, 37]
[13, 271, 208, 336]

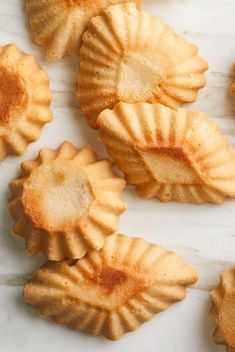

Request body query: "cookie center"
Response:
[0, 66, 27, 125]
[22, 160, 94, 232]
[74, 265, 145, 310]
[142, 147, 200, 184]
[118, 52, 163, 102]
[90, 267, 127, 291]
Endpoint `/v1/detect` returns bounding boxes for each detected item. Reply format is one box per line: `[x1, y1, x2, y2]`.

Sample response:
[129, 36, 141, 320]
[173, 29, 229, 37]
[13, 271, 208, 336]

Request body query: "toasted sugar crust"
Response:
[89, 267, 128, 291]
[0, 66, 28, 125]
[24, 233, 198, 340]
[8, 141, 126, 261]
[97, 102, 235, 204]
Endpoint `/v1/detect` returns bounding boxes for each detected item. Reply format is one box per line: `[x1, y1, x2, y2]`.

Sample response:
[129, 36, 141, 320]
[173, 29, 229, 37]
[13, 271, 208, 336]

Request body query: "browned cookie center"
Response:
[0, 66, 27, 125]
[92, 267, 127, 290]
[83, 263, 146, 309]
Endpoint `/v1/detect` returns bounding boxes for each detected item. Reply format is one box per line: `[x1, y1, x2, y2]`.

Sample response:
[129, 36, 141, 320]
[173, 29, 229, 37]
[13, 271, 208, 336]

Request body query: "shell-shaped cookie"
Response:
[24, 233, 198, 340]
[26, 0, 141, 61]
[8, 141, 126, 260]
[0, 44, 52, 160]
[98, 102, 235, 204]
[209, 268, 235, 351]
[78, 2, 208, 128]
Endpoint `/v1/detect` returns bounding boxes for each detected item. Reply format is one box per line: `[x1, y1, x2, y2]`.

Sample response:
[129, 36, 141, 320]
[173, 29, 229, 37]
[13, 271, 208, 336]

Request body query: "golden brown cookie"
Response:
[26, 0, 141, 61]
[0, 44, 52, 160]
[98, 102, 235, 204]
[24, 233, 198, 340]
[78, 2, 208, 129]
[8, 142, 126, 260]
[210, 268, 235, 351]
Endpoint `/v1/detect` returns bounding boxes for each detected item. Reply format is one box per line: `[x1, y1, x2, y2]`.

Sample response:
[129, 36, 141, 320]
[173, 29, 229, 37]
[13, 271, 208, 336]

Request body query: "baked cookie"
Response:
[78, 2, 208, 128]
[26, 0, 141, 61]
[8, 142, 126, 260]
[210, 268, 235, 351]
[0, 44, 52, 160]
[24, 233, 198, 340]
[98, 102, 235, 204]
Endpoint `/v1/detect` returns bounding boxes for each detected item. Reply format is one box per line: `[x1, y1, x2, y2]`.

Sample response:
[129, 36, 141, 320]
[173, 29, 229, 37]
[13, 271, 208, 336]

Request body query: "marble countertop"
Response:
[0, 1, 235, 351]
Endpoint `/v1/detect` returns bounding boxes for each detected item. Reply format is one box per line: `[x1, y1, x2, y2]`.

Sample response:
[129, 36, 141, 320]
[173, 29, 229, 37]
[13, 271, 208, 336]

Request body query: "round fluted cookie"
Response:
[8, 141, 126, 260]
[0, 44, 52, 160]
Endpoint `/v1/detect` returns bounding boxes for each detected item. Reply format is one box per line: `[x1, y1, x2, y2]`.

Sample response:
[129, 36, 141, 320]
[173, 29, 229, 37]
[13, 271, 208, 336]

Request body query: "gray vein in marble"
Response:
[0, 273, 32, 287]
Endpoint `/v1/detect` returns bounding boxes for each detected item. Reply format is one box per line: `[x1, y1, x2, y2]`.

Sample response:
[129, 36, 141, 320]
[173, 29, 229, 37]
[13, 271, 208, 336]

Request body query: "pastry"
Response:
[8, 141, 126, 260]
[26, 0, 141, 61]
[24, 233, 198, 340]
[210, 268, 235, 351]
[0, 44, 52, 160]
[78, 2, 208, 128]
[98, 102, 235, 204]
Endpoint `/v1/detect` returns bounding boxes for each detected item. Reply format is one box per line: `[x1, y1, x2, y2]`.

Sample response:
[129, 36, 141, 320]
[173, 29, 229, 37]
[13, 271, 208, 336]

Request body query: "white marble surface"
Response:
[0, 0, 235, 351]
